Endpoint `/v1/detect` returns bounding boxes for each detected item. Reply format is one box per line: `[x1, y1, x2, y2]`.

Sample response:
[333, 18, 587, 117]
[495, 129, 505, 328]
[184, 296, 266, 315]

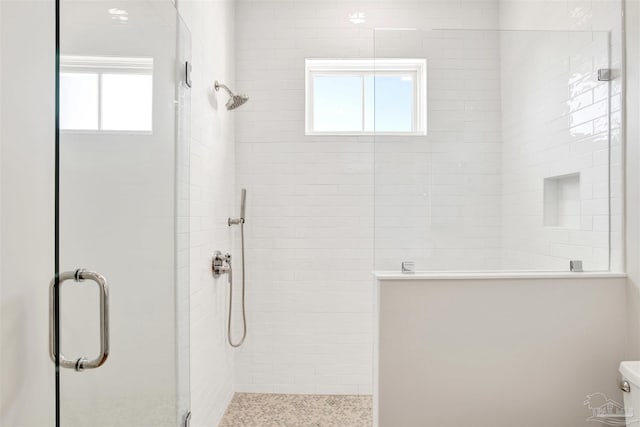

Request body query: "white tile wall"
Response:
[499, 0, 623, 271]
[374, 28, 504, 271]
[234, 0, 502, 395]
[234, 0, 375, 396]
[179, 0, 237, 425]
[234, 0, 623, 395]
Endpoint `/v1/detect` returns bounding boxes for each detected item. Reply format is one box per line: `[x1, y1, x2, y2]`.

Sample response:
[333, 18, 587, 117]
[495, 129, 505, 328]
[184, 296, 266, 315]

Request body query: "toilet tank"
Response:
[619, 361, 640, 426]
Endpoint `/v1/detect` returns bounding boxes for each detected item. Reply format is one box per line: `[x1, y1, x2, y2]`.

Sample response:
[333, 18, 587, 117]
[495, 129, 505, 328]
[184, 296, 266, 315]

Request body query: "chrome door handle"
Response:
[49, 269, 110, 371]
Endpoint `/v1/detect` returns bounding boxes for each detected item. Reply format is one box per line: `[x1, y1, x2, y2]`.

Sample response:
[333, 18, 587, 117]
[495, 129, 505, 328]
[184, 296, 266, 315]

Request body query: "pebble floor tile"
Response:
[218, 393, 373, 427]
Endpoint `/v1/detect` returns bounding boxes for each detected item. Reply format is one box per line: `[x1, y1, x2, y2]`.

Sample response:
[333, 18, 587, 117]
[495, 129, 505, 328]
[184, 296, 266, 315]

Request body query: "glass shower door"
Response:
[53, 1, 191, 426]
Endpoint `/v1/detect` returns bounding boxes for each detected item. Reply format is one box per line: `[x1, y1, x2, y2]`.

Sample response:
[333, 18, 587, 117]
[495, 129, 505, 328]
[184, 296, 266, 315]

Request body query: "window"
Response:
[305, 59, 427, 135]
[60, 56, 154, 132]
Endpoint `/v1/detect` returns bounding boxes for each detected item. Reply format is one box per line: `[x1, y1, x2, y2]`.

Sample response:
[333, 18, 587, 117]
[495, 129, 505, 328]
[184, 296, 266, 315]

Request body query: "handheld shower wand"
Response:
[228, 188, 246, 226]
[226, 189, 248, 347]
[240, 188, 247, 220]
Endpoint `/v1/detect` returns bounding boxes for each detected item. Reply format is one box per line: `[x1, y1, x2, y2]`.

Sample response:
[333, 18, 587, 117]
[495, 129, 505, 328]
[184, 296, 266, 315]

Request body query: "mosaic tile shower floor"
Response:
[218, 393, 373, 427]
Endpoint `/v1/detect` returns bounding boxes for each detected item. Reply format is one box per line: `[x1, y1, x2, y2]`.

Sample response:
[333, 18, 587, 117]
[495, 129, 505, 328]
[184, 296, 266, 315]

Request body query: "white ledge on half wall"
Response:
[372, 271, 628, 281]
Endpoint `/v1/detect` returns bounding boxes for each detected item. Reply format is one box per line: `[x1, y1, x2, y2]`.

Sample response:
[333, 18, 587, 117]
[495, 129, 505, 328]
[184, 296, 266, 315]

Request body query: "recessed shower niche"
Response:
[543, 173, 581, 229]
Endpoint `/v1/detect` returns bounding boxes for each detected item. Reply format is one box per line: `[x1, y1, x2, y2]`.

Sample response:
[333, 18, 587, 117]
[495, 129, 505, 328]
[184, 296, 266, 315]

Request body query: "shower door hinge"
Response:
[401, 261, 415, 274]
[184, 411, 191, 427]
[598, 69, 611, 81]
[185, 61, 192, 88]
[570, 260, 583, 272]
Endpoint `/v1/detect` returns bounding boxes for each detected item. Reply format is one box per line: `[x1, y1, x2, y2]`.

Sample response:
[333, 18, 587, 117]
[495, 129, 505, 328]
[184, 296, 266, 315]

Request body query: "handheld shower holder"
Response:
[228, 188, 247, 226]
[228, 217, 245, 226]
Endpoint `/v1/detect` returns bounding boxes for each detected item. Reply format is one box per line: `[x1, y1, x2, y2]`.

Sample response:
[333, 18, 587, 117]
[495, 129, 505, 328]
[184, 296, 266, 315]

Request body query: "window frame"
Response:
[305, 58, 427, 136]
[60, 55, 154, 134]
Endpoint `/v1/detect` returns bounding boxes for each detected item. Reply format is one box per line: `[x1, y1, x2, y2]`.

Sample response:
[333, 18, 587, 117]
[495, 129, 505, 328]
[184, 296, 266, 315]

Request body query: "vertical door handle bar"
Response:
[49, 269, 110, 371]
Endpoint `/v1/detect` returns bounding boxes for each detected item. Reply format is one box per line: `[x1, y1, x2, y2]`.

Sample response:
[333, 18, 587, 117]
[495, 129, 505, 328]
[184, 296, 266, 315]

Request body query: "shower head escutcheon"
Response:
[214, 80, 249, 110]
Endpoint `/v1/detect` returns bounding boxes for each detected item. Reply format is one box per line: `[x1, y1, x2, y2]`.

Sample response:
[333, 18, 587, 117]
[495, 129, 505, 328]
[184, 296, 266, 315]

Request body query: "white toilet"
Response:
[619, 361, 640, 426]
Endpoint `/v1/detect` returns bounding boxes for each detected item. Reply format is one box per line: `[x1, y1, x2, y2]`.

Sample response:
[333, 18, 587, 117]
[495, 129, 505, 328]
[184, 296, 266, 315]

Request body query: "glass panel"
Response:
[175, 13, 192, 426]
[57, 1, 190, 426]
[365, 75, 414, 132]
[60, 73, 99, 130]
[374, 29, 613, 272]
[313, 75, 363, 132]
[364, 75, 375, 132]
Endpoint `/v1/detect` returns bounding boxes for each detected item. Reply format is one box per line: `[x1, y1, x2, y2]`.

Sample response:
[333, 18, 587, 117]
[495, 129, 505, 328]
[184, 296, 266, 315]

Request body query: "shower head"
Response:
[226, 94, 249, 110]
[214, 80, 249, 110]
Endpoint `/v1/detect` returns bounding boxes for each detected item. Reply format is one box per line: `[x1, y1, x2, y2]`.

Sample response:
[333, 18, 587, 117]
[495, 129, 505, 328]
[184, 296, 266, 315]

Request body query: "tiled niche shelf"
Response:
[544, 173, 581, 229]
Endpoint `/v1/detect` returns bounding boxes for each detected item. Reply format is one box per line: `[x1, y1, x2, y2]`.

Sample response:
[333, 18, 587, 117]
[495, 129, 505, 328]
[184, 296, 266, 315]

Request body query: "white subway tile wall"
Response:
[235, 0, 623, 395]
[235, 0, 497, 396]
[499, 0, 623, 271]
[374, 28, 504, 271]
[235, 0, 378, 396]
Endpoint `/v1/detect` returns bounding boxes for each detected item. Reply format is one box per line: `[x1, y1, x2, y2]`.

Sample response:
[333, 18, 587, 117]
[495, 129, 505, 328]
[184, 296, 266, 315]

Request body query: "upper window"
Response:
[60, 56, 154, 132]
[305, 59, 427, 135]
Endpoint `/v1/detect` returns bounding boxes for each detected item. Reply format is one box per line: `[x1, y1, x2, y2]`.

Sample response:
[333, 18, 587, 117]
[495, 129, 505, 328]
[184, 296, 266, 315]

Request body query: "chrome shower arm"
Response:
[214, 81, 234, 97]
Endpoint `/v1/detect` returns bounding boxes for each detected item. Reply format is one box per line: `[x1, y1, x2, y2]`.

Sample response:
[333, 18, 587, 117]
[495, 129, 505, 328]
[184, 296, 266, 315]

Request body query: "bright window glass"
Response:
[59, 56, 153, 132]
[313, 76, 363, 132]
[305, 59, 426, 135]
[369, 75, 414, 133]
[60, 73, 99, 130]
[101, 74, 153, 131]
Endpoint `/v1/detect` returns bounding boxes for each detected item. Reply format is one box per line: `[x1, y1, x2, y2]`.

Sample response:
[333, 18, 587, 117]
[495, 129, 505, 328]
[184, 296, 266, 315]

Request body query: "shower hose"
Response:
[228, 220, 247, 347]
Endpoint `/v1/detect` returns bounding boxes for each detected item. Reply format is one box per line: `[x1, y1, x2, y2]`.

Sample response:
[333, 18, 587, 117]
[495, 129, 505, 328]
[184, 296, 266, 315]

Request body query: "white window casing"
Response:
[305, 58, 427, 136]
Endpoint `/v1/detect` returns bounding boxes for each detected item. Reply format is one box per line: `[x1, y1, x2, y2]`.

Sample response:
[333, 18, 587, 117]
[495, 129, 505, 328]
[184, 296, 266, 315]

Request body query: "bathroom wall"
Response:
[624, 0, 640, 359]
[234, 0, 375, 395]
[234, 0, 501, 394]
[0, 1, 56, 425]
[498, 0, 624, 272]
[376, 275, 627, 427]
[178, 0, 238, 425]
